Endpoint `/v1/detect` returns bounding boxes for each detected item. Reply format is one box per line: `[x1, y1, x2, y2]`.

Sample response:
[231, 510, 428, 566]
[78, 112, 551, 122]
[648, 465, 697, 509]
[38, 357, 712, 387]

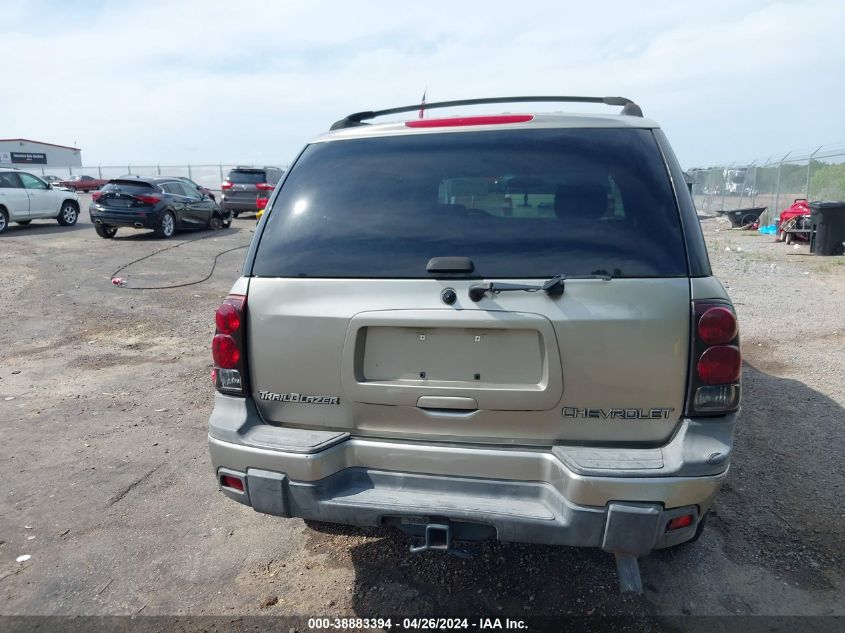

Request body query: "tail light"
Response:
[221, 181, 233, 191]
[255, 183, 274, 191]
[256, 196, 268, 210]
[212, 294, 248, 395]
[686, 301, 741, 416]
[92, 191, 104, 202]
[135, 194, 161, 205]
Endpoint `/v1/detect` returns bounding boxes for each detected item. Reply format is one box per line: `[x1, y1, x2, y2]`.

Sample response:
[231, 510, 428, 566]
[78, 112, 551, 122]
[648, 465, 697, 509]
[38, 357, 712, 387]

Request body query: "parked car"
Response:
[42, 175, 64, 185]
[89, 177, 230, 239]
[0, 167, 80, 234]
[207, 96, 740, 593]
[54, 174, 108, 192]
[220, 166, 284, 217]
[173, 176, 216, 202]
[776, 198, 812, 243]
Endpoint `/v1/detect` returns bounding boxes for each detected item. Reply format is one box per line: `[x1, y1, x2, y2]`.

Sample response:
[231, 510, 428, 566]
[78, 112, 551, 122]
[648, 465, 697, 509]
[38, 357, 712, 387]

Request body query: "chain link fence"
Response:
[689, 143, 845, 224]
[13, 164, 289, 193]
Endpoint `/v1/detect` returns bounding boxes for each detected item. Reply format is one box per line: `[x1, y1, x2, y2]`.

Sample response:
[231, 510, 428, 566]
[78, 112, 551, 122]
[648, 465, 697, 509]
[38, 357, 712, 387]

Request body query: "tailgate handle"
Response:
[416, 396, 478, 411]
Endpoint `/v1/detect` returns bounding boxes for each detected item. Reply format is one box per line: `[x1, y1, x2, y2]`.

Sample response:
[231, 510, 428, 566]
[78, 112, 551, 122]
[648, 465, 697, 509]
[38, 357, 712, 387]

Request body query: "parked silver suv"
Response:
[208, 97, 741, 592]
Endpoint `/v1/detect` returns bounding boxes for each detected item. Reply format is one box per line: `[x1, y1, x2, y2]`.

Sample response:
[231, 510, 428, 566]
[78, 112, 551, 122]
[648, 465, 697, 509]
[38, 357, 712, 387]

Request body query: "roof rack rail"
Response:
[330, 95, 642, 130]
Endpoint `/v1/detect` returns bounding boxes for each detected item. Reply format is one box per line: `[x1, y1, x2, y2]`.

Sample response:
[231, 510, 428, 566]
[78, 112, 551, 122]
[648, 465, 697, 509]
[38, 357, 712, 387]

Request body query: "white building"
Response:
[0, 138, 82, 168]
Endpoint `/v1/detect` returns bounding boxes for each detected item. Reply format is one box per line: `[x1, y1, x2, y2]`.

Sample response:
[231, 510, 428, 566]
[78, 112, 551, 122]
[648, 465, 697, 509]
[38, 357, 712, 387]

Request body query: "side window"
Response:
[19, 173, 48, 190]
[81, 175, 93, 182]
[0, 172, 22, 188]
[179, 183, 200, 198]
[161, 182, 183, 195]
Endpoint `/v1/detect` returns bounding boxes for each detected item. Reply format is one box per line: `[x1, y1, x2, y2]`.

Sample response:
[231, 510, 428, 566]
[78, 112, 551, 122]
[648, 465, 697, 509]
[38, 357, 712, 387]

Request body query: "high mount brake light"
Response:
[686, 301, 741, 416]
[405, 114, 534, 128]
[212, 294, 248, 395]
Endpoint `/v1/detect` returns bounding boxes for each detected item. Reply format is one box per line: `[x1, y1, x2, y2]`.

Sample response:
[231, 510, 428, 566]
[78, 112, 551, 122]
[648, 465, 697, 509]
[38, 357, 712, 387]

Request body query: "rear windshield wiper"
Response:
[468, 273, 611, 302]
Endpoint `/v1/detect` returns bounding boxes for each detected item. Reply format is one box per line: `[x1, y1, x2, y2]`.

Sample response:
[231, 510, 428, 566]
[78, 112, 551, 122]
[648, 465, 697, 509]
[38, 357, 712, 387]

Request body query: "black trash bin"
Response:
[809, 201, 845, 256]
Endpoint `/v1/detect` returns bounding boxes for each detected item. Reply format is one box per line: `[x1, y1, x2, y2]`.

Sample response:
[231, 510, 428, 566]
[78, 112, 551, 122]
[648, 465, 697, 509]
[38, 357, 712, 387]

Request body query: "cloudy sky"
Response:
[3, 0, 844, 168]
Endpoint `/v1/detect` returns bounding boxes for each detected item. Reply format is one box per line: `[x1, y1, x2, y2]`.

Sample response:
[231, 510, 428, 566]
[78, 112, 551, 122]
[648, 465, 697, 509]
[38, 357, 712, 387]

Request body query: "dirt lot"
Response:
[1, 200, 843, 625]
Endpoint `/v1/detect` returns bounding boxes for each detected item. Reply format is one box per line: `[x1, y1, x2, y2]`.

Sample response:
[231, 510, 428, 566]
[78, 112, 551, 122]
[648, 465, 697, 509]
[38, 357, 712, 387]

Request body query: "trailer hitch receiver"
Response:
[409, 523, 471, 558]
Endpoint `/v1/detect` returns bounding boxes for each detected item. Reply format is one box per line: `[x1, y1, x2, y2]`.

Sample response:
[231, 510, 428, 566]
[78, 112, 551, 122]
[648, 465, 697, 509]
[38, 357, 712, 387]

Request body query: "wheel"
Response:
[17, 220, 32, 225]
[209, 214, 223, 230]
[232, 211, 240, 218]
[785, 231, 795, 245]
[0, 208, 8, 234]
[223, 220, 231, 228]
[95, 224, 117, 239]
[57, 201, 79, 226]
[154, 210, 176, 239]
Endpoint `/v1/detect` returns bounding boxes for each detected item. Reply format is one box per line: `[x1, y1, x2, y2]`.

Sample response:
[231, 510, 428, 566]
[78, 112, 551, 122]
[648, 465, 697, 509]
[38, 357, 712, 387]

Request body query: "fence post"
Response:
[98, 166, 102, 179]
[219, 164, 223, 183]
[157, 165, 161, 175]
[128, 165, 132, 175]
[720, 163, 734, 211]
[188, 164, 192, 179]
[805, 145, 823, 200]
[772, 152, 791, 223]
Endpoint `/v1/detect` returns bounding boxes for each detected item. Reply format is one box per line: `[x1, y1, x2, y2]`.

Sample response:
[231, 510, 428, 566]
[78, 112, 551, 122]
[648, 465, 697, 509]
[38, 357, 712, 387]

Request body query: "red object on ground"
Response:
[776, 199, 811, 242]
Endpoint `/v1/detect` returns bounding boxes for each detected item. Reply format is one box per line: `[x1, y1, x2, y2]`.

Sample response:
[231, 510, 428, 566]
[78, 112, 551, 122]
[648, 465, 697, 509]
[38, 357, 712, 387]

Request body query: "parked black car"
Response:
[220, 166, 284, 217]
[89, 177, 231, 239]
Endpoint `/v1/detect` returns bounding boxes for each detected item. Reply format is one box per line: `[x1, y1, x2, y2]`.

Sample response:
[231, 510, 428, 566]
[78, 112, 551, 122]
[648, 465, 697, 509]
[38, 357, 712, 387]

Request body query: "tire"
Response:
[57, 201, 79, 226]
[740, 213, 757, 228]
[232, 211, 240, 218]
[95, 224, 118, 239]
[0, 207, 8, 235]
[17, 220, 32, 225]
[785, 231, 795, 245]
[209, 214, 223, 230]
[223, 220, 231, 228]
[154, 210, 176, 239]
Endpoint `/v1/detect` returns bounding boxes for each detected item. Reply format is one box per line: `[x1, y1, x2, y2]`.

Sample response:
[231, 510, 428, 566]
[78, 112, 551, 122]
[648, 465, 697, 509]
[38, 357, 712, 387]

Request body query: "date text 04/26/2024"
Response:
[306, 618, 528, 630]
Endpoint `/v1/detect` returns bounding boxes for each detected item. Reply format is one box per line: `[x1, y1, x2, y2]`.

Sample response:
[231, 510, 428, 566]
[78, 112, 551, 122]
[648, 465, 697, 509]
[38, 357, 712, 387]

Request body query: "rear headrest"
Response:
[554, 183, 608, 221]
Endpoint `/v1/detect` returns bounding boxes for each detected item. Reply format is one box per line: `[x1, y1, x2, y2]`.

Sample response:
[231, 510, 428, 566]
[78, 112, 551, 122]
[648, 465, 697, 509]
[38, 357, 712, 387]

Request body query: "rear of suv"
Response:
[220, 166, 284, 218]
[208, 97, 741, 592]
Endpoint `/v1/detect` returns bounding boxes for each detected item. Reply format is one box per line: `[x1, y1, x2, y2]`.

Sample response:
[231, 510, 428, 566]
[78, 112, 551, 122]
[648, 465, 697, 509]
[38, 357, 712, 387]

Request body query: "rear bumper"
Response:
[220, 197, 260, 212]
[89, 209, 161, 229]
[208, 395, 735, 552]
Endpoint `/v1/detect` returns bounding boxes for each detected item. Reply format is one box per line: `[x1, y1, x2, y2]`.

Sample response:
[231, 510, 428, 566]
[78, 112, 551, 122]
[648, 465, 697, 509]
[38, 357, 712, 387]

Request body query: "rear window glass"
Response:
[227, 170, 266, 184]
[102, 180, 156, 194]
[252, 129, 687, 278]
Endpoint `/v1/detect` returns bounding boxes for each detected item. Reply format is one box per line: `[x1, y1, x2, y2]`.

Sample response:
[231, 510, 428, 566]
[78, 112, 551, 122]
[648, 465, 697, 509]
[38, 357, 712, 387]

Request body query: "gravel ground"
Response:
[0, 203, 843, 626]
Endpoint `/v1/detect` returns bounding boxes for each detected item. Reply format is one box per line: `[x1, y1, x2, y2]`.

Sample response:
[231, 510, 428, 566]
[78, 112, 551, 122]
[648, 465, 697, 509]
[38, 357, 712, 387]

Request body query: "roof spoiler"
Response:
[330, 96, 643, 130]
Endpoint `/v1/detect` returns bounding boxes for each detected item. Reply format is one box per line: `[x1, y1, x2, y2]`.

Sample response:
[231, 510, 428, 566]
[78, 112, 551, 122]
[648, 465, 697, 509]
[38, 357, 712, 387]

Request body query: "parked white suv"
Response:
[0, 168, 80, 234]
